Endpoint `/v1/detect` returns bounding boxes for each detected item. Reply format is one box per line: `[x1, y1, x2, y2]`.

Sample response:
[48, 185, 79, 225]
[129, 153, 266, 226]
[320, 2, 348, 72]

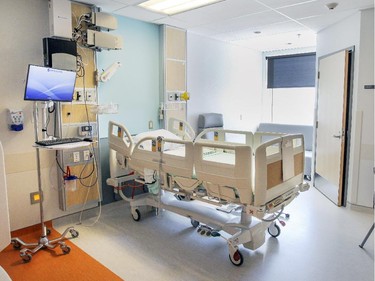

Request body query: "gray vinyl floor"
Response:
[54, 186, 374, 281]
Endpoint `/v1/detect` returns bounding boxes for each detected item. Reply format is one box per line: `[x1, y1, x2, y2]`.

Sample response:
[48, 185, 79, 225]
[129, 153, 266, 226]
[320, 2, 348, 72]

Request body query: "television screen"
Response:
[24, 64, 77, 102]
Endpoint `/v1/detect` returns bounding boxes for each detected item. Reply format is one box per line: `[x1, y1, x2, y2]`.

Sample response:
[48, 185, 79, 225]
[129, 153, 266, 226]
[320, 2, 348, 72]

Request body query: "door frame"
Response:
[313, 47, 355, 206]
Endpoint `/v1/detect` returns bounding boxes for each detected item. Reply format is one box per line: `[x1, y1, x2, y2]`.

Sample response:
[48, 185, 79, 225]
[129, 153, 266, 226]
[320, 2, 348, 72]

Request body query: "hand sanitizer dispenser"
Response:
[8, 109, 24, 131]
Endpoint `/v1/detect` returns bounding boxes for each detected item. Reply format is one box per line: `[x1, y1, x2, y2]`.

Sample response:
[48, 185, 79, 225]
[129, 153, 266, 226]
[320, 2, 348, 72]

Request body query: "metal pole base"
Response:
[11, 226, 79, 263]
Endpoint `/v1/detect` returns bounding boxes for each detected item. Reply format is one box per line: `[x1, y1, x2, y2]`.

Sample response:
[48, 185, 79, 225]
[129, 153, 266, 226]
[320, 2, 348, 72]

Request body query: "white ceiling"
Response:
[77, 0, 374, 52]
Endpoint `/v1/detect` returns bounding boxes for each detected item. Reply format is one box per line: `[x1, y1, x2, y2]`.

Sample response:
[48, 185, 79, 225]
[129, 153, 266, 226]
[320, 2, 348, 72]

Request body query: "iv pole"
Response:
[10, 102, 79, 263]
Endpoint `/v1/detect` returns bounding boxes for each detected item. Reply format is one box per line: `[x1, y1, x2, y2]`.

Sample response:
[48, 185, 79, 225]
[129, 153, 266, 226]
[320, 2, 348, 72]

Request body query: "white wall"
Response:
[262, 87, 316, 125]
[186, 33, 263, 133]
[316, 9, 374, 208]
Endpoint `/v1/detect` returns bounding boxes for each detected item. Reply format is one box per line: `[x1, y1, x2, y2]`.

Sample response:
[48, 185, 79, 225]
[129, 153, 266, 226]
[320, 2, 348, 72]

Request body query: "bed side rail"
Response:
[194, 140, 253, 205]
[108, 121, 134, 158]
[130, 136, 194, 179]
[167, 117, 196, 141]
[195, 128, 254, 146]
[253, 134, 305, 208]
[160, 138, 194, 178]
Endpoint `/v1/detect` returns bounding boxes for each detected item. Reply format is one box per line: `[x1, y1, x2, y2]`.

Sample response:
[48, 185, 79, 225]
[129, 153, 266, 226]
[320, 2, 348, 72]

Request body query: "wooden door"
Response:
[314, 49, 352, 206]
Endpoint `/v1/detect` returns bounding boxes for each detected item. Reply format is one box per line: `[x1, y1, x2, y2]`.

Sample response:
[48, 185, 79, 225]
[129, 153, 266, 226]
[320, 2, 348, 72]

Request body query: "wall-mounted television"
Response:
[24, 64, 77, 102]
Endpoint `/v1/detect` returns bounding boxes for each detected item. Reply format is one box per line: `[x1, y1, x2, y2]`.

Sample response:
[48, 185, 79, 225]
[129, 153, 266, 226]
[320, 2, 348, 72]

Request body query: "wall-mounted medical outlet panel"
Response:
[86, 30, 123, 50]
[48, 0, 72, 39]
[167, 92, 181, 101]
[91, 12, 118, 30]
[62, 122, 98, 139]
[78, 125, 93, 137]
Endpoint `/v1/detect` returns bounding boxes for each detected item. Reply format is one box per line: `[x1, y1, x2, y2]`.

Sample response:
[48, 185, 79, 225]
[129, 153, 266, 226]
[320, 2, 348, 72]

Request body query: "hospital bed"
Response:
[106, 118, 309, 266]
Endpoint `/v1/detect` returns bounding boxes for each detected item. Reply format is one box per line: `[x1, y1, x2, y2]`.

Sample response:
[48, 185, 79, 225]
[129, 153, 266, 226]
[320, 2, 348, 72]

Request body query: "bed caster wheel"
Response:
[268, 223, 281, 238]
[61, 245, 71, 254]
[132, 209, 141, 221]
[20, 253, 32, 263]
[70, 229, 79, 238]
[12, 240, 21, 250]
[191, 219, 199, 228]
[229, 250, 243, 266]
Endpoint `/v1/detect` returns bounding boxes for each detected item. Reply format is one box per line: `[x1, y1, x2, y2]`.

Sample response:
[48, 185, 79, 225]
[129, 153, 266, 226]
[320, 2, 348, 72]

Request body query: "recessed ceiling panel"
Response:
[114, 0, 146, 4]
[233, 29, 316, 52]
[277, 1, 330, 19]
[298, 10, 357, 32]
[212, 20, 304, 41]
[153, 16, 194, 29]
[169, 0, 268, 26]
[256, 0, 318, 9]
[201, 10, 288, 34]
[115, 5, 166, 21]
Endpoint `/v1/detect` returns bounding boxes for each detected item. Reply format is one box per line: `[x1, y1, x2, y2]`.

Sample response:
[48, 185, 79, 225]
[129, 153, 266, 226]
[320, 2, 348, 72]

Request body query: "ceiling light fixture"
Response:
[138, 0, 223, 15]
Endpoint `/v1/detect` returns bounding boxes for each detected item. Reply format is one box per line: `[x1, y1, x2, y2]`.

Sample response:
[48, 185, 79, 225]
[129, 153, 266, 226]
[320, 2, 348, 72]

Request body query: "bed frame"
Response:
[106, 118, 309, 266]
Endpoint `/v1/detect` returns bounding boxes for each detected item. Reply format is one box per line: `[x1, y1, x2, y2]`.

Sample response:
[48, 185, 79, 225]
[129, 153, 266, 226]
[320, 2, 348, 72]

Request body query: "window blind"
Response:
[267, 53, 316, 88]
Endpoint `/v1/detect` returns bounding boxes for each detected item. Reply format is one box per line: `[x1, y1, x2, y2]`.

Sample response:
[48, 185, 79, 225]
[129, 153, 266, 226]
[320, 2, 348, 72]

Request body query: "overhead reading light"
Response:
[138, 0, 223, 15]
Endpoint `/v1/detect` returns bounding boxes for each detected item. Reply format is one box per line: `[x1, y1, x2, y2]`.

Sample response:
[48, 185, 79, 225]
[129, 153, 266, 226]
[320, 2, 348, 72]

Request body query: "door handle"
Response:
[333, 131, 344, 139]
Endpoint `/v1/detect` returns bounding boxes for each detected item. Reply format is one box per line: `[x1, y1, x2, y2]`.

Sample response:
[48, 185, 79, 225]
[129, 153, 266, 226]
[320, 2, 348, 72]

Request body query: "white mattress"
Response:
[203, 150, 235, 165]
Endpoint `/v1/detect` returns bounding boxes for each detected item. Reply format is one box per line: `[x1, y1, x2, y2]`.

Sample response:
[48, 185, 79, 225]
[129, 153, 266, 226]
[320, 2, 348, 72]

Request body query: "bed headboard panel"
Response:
[108, 121, 134, 157]
[196, 128, 254, 146]
[167, 117, 195, 140]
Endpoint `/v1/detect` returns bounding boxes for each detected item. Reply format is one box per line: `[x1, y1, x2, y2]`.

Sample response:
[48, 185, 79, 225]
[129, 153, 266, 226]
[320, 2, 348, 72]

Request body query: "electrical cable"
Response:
[76, 150, 102, 227]
[75, 62, 102, 226]
[262, 205, 285, 222]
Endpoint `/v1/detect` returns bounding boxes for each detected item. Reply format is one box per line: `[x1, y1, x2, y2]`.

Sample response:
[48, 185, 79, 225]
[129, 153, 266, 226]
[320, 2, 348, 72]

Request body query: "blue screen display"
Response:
[24, 65, 77, 102]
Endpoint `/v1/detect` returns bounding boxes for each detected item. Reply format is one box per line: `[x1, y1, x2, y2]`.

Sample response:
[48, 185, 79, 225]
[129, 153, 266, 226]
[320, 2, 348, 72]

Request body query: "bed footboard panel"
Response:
[254, 134, 305, 208]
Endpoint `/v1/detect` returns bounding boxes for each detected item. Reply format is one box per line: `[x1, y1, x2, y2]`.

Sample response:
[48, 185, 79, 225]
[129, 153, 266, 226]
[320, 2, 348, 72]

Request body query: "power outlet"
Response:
[73, 151, 80, 162]
[85, 88, 96, 102]
[83, 150, 90, 161]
